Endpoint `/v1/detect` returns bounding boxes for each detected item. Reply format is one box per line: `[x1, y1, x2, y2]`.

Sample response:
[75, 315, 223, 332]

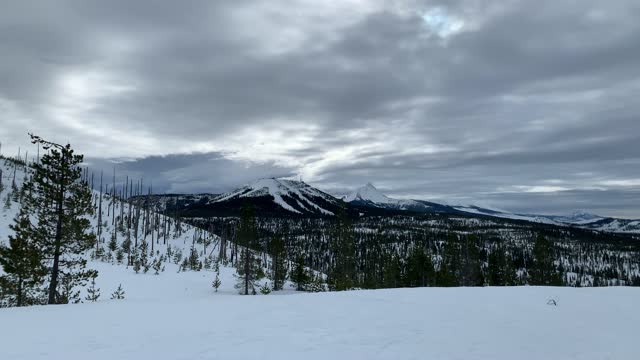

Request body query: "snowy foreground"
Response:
[1, 282, 639, 360]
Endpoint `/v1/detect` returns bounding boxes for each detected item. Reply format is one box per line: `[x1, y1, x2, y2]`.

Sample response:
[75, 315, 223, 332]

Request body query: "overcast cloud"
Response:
[1, 0, 639, 217]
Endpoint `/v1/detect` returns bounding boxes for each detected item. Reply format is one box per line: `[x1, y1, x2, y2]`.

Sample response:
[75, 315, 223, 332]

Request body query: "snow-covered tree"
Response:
[0, 206, 47, 306]
[29, 134, 97, 304]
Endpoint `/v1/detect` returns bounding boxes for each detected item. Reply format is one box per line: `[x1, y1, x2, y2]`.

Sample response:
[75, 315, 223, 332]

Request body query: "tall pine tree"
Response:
[29, 134, 97, 304]
[460, 235, 483, 286]
[327, 208, 356, 291]
[291, 254, 309, 291]
[234, 205, 262, 295]
[405, 246, 435, 287]
[268, 234, 288, 291]
[529, 234, 562, 286]
[487, 243, 516, 286]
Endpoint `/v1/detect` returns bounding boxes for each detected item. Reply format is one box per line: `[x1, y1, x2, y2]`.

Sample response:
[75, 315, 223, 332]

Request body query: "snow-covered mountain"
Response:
[580, 218, 640, 234]
[191, 178, 345, 217]
[550, 211, 605, 224]
[345, 183, 418, 207]
[344, 183, 435, 212]
[450, 205, 640, 233]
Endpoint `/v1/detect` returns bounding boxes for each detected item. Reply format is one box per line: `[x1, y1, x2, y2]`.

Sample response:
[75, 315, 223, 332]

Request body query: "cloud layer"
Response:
[1, 0, 639, 217]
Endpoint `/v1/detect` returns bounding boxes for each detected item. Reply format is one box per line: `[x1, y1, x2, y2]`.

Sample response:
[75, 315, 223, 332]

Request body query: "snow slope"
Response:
[211, 178, 340, 215]
[0, 158, 273, 298]
[1, 286, 639, 360]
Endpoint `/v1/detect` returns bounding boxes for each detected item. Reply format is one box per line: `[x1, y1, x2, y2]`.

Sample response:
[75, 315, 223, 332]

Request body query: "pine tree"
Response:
[259, 282, 271, 295]
[307, 274, 325, 292]
[0, 206, 47, 306]
[110, 284, 125, 300]
[128, 248, 138, 274]
[487, 244, 517, 286]
[138, 241, 149, 270]
[529, 234, 562, 286]
[58, 273, 82, 304]
[152, 257, 163, 275]
[382, 254, 402, 288]
[327, 208, 356, 291]
[405, 246, 435, 287]
[437, 234, 461, 287]
[291, 254, 309, 291]
[234, 206, 262, 295]
[268, 234, 288, 291]
[121, 237, 132, 266]
[115, 249, 125, 264]
[108, 232, 118, 254]
[28, 134, 97, 304]
[212, 261, 222, 292]
[460, 235, 483, 286]
[188, 245, 199, 271]
[85, 275, 100, 302]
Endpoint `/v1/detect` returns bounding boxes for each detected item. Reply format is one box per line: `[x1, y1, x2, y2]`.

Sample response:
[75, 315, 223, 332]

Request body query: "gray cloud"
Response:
[85, 153, 295, 195]
[1, 0, 639, 217]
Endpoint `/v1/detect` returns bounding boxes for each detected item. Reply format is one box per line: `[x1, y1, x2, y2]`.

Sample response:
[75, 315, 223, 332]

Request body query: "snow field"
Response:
[1, 286, 639, 360]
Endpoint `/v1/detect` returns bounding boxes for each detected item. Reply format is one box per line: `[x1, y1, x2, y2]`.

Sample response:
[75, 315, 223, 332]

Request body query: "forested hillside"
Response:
[0, 150, 303, 307]
[187, 213, 640, 289]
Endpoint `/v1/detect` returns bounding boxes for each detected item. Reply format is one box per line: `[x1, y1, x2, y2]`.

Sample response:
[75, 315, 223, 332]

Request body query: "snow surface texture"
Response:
[213, 178, 338, 215]
[1, 286, 639, 360]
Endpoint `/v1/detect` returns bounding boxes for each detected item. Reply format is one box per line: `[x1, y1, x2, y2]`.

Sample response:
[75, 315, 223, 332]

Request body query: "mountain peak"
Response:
[212, 177, 339, 215]
[345, 183, 393, 204]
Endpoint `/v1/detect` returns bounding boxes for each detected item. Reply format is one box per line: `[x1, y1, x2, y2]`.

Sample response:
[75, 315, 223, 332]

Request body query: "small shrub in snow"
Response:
[85, 276, 100, 302]
[110, 284, 125, 300]
[212, 275, 222, 293]
[260, 282, 271, 295]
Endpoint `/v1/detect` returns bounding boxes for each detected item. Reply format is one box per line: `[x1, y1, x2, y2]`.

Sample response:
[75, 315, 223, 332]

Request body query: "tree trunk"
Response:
[48, 157, 66, 305]
[17, 275, 23, 307]
[244, 249, 249, 295]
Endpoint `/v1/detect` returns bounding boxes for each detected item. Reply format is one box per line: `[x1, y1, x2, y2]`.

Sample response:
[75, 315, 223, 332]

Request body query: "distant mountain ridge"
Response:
[209, 178, 341, 216]
[131, 178, 640, 234]
[163, 178, 348, 217]
[342, 183, 640, 234]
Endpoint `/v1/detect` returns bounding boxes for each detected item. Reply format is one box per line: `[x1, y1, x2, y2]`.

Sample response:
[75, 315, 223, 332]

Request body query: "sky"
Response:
[1, 0, 639, 218]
